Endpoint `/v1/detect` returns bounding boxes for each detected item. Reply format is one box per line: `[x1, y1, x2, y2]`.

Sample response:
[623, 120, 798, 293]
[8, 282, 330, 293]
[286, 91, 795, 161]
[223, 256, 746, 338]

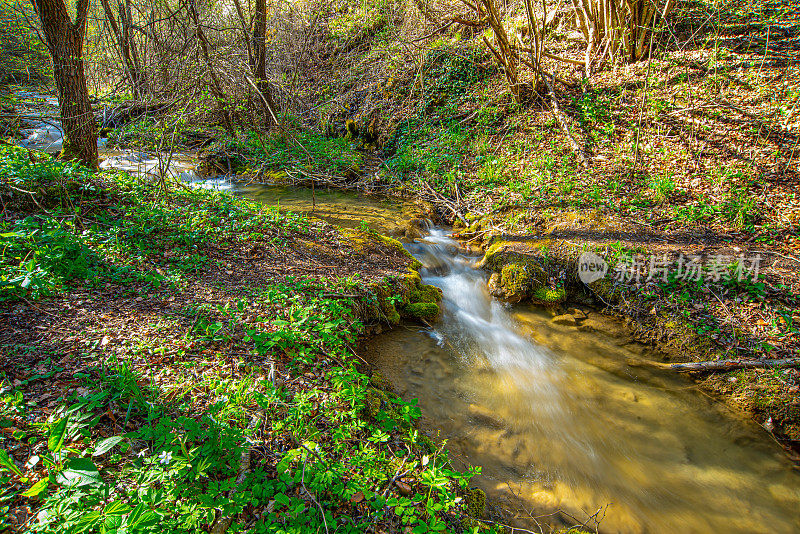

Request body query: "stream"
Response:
[13, 91, 414, 235]
[362, 229, 800, 533]
[13, 92, 800, 533]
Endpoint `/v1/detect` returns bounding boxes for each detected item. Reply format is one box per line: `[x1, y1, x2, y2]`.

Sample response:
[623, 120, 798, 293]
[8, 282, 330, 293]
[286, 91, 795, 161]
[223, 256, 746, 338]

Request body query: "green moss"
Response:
[387, 306, 401, 324]
[374, 283, 405, 325]
[403, 302, 440, 321]
[478, 240, 550, 276]
[405, 270, 422, 286]
[376, 234, 422, 270]
[500, 264, 533, 295]
[409, 284, 442, 304]
[369, 372, 394, 391]
[531, 286, 566, 305]
[362, 388, 383, 418]
[418, 284, 443, 302]
[466, 488, 486, 518]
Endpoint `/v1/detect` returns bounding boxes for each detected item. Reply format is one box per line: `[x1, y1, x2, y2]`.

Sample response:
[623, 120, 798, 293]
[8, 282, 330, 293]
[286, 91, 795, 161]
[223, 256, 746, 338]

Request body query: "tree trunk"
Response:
[33, 0, 98, 169]
[101, 0, 146, 99]
[188, 0, 235, 135]
[252, 0, 279, 124]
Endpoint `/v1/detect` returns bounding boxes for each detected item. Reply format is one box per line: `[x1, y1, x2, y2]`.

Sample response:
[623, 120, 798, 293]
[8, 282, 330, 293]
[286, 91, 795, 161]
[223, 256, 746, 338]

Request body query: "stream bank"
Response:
[0, 146, 498, 533]
[361, 228, 800, 533]
[452, 208, 800, 455]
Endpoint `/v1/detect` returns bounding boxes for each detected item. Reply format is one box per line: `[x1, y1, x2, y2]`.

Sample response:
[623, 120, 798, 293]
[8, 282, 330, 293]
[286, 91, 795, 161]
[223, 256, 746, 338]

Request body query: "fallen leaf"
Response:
[395, 481, 412, 496]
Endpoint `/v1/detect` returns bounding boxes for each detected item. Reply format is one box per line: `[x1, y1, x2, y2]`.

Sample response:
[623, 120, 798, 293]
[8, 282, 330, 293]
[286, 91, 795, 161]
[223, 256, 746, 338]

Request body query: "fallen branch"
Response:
[541, 72, 587, 167]
[420, 180, 467, 226]
[671, 358, 800, 373]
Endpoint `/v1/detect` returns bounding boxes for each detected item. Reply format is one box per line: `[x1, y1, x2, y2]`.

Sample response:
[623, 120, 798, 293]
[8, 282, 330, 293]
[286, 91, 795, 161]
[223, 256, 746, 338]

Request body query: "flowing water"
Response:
[362, 229, 800, 534]
[14, 91, 413, 234]
[14, 92, 800, 531]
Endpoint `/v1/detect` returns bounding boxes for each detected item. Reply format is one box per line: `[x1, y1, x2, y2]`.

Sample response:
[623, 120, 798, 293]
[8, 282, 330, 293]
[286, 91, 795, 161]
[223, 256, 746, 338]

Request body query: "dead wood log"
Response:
[671, 358, 800, 373]
[101, 100, 174, 128]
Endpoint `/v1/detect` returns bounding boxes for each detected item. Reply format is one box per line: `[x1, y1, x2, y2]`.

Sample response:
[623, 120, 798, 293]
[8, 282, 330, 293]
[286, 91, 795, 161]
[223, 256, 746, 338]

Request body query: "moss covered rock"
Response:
[403, 302, 440, 321]
[486, 262, 546, 303]
[466, 487, 486, 518]
[531, 286, 566, 306]
[362, 389, 383, 419]
[408, 283, 443, 304]
[369, 372, 394, 392]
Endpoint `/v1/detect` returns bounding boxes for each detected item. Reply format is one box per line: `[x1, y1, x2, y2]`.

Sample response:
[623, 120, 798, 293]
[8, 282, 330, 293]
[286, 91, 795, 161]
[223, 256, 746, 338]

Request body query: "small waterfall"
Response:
[363, 228, 800, 533]
[406, 229, 595, 459]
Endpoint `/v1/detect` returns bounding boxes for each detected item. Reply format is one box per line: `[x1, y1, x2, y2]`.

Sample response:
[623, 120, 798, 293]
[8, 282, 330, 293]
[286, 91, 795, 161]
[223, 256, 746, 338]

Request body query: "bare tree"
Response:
[253, 0, 280, 121]
[188, 0, 235, 135]
[231, 0, 279, 124]
[571, 0, 675, 73]
[32, 0, 98, 168]
[100, 0, 147, 99]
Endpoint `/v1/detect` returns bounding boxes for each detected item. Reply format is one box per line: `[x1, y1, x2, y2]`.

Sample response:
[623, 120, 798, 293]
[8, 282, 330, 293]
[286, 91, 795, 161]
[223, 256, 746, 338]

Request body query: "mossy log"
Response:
[672, 358, 800, 372]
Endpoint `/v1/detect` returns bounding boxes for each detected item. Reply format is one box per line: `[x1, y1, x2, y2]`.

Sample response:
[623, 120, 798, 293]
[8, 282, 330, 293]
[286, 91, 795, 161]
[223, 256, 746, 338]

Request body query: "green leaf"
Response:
[126, 503, 158, 528]
[20, 478, 48, 497]
[92, 436, 123, 457]
[55, 457, 102, 487]
[103, 499, 130, 516]
[0, 450, 23, 478]
[274, 493, 291, 508]
[73, 510, 101, 532]
[48, 415, 69, 453]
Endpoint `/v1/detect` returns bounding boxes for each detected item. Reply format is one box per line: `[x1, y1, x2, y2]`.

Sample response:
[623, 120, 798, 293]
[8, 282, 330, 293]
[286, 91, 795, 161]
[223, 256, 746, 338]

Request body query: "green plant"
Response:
[648, 174, 676, 202]
[721, 184, 759, 229]
[1, 217, 101, 300]
[572, 89, 615, 142]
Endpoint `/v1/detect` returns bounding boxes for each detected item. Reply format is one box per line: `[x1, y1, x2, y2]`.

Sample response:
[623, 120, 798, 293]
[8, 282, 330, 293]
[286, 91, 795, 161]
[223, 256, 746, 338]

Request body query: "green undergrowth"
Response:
[0, 282, 492, 533]
[109, 115, 364, 179]
[0, 145, 496, 533]
[0, 145, 306, 302]
[210, 125, 364, 177]
[384, 46, 500, 192]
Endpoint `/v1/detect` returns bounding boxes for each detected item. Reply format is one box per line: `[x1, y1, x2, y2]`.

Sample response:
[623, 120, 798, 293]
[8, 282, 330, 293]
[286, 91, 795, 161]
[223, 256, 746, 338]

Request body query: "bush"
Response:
[0, 0, 51, 84]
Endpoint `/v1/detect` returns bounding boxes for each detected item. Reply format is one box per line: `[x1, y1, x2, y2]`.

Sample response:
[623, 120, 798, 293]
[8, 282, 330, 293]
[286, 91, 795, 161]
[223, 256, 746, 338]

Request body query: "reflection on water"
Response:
[362, 229, 800, 534]
[228, 182, 414, 236]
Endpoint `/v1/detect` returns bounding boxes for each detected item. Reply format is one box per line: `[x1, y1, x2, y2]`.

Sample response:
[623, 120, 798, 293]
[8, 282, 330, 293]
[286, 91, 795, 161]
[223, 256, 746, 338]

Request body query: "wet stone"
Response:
[551, 314, 577, 327]
[567, 307, 588, 320]
[468, 404, 505, 430]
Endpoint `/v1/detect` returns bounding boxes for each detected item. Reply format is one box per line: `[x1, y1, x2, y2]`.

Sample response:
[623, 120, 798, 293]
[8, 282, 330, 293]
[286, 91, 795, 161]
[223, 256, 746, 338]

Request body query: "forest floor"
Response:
[331, 0, 800, 452]
[0, 146, 497, 533]
[2, 0, 799, 529]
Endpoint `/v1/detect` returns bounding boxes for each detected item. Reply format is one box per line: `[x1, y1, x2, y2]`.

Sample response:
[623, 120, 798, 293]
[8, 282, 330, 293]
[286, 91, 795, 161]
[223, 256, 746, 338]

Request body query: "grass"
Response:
[110, 116, 365, 179]
[1, 288, 476, 533]
[0, 145, 308, 302]
[0, 146, 497, 533]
